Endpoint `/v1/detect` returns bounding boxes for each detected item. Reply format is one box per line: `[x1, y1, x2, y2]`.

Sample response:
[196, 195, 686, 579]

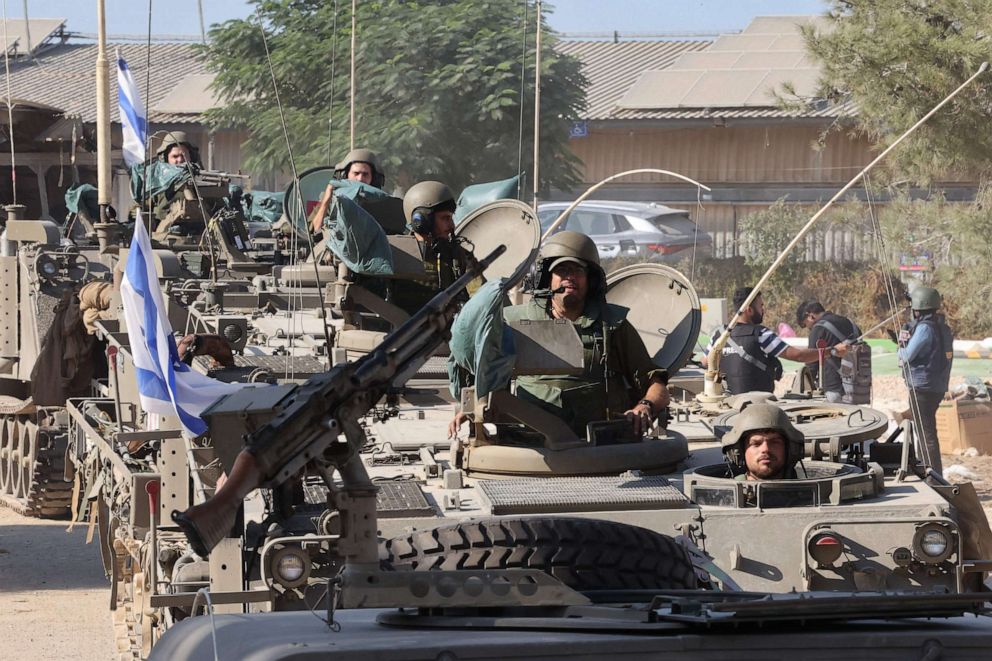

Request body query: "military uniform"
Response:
[504, 297, 665, 437]
[387, 240, 477, 316]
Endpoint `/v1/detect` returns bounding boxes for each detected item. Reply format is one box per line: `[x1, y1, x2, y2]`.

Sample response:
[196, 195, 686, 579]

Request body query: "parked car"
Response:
[537, 200, 712, 262]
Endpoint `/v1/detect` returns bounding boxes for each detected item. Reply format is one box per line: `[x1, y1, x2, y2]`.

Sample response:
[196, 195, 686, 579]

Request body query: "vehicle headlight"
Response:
[270, 546, 311, 588]
[921, 530, 948, 557]
[912, 523, 953, 564]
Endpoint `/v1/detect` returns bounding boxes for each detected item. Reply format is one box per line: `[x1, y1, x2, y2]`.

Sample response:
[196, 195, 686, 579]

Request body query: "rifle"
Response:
[173, 244, 507, 557]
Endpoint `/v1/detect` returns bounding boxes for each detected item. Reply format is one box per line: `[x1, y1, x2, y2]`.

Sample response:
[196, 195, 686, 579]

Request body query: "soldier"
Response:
[389, 180, 479, 315]
[703, 287, 847, 395]
[898, 286, 953, 474]
[310, 149, 387, 234]
[334, 148, 385, 189]
[495, 231, 669, 438]
[156, 131, 200, 168]
[720, 403, 805, 481]
[796, 300, 860, 402]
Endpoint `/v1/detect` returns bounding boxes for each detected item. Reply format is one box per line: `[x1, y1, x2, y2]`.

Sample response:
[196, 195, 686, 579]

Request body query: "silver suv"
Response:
[537, 200, 712, 262]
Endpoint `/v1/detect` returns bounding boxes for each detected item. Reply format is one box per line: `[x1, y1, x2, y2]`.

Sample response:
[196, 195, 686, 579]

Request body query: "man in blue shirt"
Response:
[898, 286, 953, 474]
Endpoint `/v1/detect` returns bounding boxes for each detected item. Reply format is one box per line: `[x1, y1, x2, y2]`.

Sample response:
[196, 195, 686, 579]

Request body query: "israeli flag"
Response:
[120, 215, 248, 436]
[117, 50, 147, 167]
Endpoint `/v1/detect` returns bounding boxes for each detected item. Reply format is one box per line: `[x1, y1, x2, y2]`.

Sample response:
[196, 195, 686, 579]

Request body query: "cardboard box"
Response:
[936, 399, 992, 454]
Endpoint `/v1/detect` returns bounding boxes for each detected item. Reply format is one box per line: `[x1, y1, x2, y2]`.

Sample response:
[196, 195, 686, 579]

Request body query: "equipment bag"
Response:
[815, 318, 872, 404]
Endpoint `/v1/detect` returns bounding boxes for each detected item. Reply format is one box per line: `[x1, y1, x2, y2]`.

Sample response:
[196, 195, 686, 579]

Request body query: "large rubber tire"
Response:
[380, 517, 698, 591]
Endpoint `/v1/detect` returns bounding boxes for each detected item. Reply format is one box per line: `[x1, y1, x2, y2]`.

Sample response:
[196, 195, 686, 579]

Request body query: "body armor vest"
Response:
[721, 324, 780, 394]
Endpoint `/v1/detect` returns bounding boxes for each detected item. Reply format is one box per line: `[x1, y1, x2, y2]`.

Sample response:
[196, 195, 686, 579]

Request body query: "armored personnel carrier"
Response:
[147, 240, 992, 660]
[0, 205, 117, 516]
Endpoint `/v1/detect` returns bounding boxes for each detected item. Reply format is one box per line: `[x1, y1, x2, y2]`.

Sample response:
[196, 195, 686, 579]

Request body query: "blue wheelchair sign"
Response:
[569, 121, 588, 138]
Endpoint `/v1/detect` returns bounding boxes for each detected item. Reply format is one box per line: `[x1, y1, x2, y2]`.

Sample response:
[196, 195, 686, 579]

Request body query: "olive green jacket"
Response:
[504, 297, 665, 436]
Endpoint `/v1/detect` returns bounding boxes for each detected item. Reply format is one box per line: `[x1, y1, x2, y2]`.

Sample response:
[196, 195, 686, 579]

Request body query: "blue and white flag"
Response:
[117, 50, 147, 167]
[120, 214, 247, 437]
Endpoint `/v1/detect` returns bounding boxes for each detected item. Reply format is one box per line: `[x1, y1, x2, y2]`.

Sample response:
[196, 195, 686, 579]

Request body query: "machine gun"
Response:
[173, 244, 506, 557]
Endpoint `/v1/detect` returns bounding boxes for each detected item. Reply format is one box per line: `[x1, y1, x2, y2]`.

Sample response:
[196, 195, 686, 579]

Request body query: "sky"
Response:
[10, 0, 830, 38]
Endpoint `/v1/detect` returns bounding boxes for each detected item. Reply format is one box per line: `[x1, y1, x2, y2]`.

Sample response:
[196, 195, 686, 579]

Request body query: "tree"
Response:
[802, 0, 992, 182]
[202, 0, 586, 193]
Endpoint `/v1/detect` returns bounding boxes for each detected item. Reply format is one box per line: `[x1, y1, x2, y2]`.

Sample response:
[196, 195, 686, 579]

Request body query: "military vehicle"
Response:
[59, 189, 541, 657]
[0, 204, 117, 516]
[146, 235, 992, 660]
[167, 224, 992, 600]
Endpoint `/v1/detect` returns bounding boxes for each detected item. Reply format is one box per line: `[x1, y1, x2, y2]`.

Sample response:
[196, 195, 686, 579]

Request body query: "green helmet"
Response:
[910, 286, 941, 311]
[334, 148, 385, 189]
[720, 403, 805, 476]
[403, 180, 456, 227]
[536, 230, 602, 290]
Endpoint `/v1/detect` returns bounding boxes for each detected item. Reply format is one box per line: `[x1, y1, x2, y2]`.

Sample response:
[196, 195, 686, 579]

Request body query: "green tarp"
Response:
[454, 175, 520, 224]
[64, 183, 99, 218]
[447, 278, 515, 399]
[129, 161, 191, 202]
[323, 195, 394, 276]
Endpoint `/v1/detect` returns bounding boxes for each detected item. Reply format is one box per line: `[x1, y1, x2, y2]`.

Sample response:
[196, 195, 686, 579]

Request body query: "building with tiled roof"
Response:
[552, 16, 893, 256]
[0, 19, 242, 221]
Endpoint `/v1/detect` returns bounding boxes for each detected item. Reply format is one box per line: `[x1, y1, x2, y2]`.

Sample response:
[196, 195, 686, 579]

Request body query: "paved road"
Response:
[0, 506, 116, 659]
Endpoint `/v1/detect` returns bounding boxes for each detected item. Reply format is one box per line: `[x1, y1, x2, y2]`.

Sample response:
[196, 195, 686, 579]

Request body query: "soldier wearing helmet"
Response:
[501, 231, 669, 438]
[721, 403, 806, 480]
[898, 286, 953, 474]
[387, 180, 479, 315]
[155, 131, 200, 167]
[334, 148, 385, 189]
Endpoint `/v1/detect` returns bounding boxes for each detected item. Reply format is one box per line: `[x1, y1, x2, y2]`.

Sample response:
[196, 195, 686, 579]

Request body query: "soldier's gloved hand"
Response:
[886, 328, 899, 343]
[898, 329, 911, 346]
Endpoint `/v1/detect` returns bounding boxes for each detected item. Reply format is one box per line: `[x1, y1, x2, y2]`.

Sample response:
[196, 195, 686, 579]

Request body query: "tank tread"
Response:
[381, 516, 698, 591]
[0, 423, 71, 518]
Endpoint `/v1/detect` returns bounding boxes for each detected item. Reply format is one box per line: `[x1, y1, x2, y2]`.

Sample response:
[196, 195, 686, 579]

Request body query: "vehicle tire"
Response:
[380, 516, 697, 591]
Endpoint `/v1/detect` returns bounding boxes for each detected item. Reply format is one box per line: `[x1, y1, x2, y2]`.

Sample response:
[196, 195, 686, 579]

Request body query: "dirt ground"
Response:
[0, 506, 115, 660]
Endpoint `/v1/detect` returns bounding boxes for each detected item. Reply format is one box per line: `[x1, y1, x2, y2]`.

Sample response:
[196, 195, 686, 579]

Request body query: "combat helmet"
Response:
[536, 230, 604, 293]
[910, 286, 941, 312]
[403, 181, 456, 236]
[720, 403, 805, 477]
[334, 148, 385, 189]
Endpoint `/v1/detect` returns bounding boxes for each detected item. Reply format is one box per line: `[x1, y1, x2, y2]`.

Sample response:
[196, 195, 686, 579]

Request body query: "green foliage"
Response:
[803, 0, 992, 182]
[202, 0, 587, 192]
[737, 198, 866, 268]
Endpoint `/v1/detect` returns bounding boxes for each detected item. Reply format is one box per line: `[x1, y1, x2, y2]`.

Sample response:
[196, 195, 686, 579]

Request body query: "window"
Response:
[647, 214, 698, 236]
[569, 210, 614, 236]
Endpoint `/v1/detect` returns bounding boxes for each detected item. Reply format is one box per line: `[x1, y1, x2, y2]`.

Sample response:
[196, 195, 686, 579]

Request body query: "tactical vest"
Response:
[386, 239, 471, 316]
[813, 316, 872, 404]
[506, 299, 630, 436]
[722, 324, 780, 394]
[906, 314, 953, 393]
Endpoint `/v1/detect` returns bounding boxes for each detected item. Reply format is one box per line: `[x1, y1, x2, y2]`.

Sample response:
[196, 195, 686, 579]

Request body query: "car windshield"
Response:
[647, 214, 698, 235]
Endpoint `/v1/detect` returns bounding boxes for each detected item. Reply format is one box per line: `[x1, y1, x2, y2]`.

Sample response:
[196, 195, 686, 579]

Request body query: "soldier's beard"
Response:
[747, 455, 783, 480]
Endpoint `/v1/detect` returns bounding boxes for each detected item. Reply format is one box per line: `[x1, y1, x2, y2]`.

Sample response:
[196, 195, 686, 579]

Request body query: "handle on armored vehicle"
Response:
[172, 244, 507, 557]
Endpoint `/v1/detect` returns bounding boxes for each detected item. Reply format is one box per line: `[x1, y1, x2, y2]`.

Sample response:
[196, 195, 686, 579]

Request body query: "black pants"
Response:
[909, 389, 944, 474]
